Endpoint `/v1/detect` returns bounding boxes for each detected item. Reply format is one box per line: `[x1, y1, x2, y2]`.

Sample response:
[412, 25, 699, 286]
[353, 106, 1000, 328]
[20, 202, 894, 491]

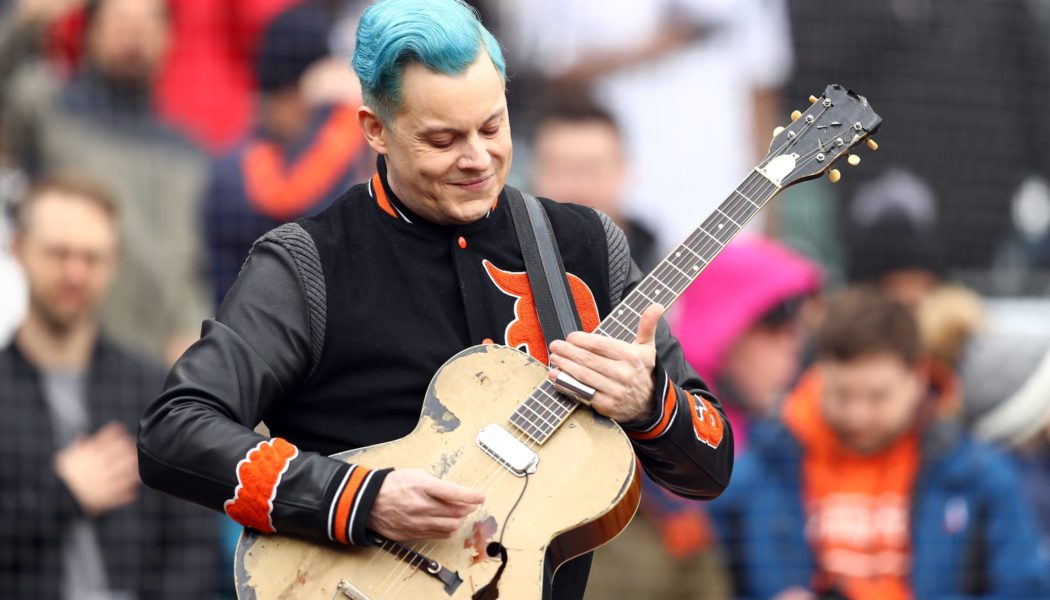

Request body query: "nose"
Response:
[62, 253, 94, 286]
[457, 133, 492, 172]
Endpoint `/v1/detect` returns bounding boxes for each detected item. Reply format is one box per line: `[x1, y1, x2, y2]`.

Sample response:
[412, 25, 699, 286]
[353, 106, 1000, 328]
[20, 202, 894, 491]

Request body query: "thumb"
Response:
[635, 303, 665, 346]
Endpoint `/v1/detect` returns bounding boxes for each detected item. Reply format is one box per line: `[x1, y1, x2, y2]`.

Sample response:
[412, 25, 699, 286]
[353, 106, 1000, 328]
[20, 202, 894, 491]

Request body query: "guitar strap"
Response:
[505, 187, 583, 354]
[497, 187, 595, 599]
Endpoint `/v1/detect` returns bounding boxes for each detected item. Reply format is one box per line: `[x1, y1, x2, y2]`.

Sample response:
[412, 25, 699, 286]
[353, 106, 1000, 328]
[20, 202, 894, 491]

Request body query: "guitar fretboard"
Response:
[508, 171, 781, 444]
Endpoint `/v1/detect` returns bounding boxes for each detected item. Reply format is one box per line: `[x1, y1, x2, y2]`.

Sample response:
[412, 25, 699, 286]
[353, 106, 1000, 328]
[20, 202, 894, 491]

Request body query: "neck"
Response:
[16, 310, 97, 371]
[509, 169, 782, 443]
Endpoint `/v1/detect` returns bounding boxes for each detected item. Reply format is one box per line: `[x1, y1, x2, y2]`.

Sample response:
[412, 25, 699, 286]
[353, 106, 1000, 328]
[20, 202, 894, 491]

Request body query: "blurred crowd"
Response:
[1, 0, 1049, 598]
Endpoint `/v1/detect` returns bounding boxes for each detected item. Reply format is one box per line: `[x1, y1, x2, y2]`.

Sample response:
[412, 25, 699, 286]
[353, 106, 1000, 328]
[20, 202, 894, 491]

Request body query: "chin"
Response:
[450, 202, 493, 224]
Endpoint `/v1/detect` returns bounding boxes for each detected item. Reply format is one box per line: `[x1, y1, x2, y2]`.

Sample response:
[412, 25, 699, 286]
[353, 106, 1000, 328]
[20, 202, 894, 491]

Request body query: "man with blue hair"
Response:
[138, 1, 734, 597]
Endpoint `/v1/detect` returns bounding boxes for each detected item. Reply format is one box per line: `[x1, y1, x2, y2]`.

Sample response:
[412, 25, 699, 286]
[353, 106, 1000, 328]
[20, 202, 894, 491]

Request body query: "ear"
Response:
[358, 106, 389, 155]
[909, 361, 930, 400]
[9, 235, 24, 266]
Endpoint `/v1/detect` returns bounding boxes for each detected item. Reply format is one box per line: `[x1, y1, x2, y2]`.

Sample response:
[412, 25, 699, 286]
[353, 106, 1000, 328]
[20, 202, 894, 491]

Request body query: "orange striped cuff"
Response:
[627, 372, 679, 441]
[327, 465, 393, 545]
[224, 438, 299, 533]
[685, 391, 726, 449]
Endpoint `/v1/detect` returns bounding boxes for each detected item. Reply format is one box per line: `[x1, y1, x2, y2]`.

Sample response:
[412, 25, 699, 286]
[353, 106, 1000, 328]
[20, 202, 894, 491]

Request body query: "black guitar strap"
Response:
[505, 187, 583, 353]
[493, 187, 594, 600]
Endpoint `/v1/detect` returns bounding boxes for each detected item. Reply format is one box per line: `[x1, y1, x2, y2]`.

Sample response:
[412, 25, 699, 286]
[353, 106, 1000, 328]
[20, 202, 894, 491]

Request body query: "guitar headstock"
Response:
[760, 84, 882, 188]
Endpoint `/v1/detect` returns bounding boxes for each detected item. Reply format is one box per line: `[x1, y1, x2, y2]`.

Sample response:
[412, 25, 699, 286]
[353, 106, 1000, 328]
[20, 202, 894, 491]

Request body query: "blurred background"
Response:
[1, 0, 1048, 598]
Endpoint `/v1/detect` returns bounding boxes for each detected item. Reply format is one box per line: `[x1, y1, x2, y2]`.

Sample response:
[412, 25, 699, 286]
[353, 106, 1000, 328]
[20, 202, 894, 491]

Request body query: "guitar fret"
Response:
[520, 399, 557, 429]
[715, 208, 742, 228]
[665, 261, 692, 280]
[734, 188, 760, 207]
[698, 226, 725, 248]
[678, 243, 709, 267]
[509, 412, 544, 442]
[608, 314, 633, 333]
[509, 172, 780, 444]
[614, 304, 642, 319]
[656, 268, 689, 293]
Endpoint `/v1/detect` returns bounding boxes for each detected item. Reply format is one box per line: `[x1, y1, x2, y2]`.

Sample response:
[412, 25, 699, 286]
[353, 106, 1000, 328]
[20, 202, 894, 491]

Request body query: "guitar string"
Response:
[403, 103, 838, 510]
[372, 121, 844, 597]
[377, 108, 845, 593]
[372, 166, 784, 598]
[371, 107, 849, 595]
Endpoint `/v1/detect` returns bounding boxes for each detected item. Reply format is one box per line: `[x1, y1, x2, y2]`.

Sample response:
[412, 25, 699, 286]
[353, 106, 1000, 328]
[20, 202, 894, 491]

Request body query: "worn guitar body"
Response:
[234, 82, 884, 600]
[235, 344, 641, 600]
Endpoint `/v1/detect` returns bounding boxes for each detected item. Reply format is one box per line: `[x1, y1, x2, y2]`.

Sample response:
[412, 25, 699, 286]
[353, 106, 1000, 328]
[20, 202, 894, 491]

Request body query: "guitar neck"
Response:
[508, 169, 781, 444]
[595, 170, 781, 342]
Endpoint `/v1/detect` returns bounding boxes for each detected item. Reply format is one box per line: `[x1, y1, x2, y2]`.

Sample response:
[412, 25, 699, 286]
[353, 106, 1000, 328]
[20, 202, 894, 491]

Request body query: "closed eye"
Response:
[428, 137, 455, 149]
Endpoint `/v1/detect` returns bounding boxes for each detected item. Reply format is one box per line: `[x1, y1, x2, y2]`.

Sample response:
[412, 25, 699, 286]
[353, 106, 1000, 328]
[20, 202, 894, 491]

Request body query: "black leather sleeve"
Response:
[593, 210, 734, 500]
[137, 224, 388, 545]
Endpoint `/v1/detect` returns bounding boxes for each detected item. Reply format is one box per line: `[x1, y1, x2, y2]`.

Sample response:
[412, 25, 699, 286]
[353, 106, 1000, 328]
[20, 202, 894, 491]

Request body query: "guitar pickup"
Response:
[476, 424, 539, 476]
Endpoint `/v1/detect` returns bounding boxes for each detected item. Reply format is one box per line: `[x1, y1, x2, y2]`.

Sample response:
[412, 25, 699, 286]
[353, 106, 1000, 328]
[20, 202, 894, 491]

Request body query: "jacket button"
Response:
[458, 236, 467, 249]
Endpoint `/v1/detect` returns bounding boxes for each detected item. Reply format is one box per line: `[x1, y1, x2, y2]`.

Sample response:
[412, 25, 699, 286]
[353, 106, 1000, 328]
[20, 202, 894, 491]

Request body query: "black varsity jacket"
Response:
[138, 162, 734, 598]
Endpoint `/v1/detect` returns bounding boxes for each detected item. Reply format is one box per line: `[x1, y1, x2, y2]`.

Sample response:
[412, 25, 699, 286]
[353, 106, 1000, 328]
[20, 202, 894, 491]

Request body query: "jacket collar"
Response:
[369, 155, 505, 236]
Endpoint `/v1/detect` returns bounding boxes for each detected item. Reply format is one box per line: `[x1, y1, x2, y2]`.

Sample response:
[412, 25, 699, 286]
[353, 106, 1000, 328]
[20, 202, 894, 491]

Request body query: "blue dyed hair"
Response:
[352, 0, 507, 122]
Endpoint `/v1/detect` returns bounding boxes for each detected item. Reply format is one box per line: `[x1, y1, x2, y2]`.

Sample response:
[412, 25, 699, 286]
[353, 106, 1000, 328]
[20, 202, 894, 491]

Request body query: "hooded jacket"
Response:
[710, 369, 1050, 600]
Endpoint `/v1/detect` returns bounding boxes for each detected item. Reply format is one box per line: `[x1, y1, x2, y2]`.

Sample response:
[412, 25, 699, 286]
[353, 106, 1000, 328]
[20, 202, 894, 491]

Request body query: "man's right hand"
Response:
[367, 468, 485, 541]
[54, 422, 139, 516]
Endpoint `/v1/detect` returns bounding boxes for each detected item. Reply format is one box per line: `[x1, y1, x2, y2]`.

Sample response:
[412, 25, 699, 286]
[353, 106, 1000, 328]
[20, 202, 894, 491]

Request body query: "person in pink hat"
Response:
[587, 235, 821, 600]
[674, 234, 823, 453]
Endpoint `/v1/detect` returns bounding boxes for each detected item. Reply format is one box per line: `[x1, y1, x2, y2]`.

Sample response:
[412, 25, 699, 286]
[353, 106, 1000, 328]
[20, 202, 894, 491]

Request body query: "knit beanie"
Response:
[961, 326, 1050, 447]
[256, 4, 331, 93]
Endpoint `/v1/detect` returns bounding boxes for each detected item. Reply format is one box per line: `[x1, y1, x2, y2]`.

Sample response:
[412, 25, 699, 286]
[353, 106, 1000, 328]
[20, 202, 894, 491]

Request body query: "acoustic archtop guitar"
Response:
[235, 84, 882, 600]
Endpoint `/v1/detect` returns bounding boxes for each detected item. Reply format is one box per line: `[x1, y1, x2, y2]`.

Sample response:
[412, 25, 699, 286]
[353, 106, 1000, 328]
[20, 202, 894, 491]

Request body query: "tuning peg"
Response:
[866, 138, 879, 151]
[809, 95, 818, 104]
[773, 126, 785, 137]
[828, 169, 842, 183]
[847, 154, 861, 166]
[790, 110, 802, 122]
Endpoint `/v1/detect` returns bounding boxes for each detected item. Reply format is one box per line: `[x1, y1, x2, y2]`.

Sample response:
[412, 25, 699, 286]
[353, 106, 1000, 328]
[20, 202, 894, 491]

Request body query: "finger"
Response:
[549, 338, 625, 377]
[94, 422, 129, 441]
[553, 333, 632, 362]
[635, 303, 665, 346]
[96, 437, 137, 463]
[424, 498, 478, 519]
[107, 452, 139, 478]
[547, 354, 623, 400]
[109, 471, 141, 495]
[424, 478, 485, 505]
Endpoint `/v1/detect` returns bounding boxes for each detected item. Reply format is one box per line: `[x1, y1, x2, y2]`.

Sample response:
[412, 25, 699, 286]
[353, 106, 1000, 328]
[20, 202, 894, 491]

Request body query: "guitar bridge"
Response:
[476, 424, 539, 476]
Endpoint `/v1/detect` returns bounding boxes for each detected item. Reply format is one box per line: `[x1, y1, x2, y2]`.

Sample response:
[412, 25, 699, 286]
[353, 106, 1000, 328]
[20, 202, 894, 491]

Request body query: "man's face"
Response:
[87, 0, 169, 85]
[533, 120, 626, 217]
[13, 194, 118, 333]
[820, 353, 925, 454]
[367, 53, 511, 225]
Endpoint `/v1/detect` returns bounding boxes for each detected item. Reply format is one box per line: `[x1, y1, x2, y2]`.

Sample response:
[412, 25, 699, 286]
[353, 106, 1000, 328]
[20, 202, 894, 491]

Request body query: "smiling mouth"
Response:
[450, 175, 492, 192]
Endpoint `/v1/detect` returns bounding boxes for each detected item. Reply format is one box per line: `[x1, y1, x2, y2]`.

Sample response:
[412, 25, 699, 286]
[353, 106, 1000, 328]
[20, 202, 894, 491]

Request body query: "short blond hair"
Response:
[14, 172, 119, 234]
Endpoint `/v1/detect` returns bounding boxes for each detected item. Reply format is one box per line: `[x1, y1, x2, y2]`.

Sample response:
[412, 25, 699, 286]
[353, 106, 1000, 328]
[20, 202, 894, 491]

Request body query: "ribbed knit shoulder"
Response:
[591, 209, 631, 304]
[247, 223, 327, 375]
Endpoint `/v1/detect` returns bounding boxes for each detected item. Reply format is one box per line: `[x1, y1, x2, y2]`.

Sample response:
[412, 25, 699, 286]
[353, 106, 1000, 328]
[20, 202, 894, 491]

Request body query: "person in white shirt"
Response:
[504, 0, 793, 250]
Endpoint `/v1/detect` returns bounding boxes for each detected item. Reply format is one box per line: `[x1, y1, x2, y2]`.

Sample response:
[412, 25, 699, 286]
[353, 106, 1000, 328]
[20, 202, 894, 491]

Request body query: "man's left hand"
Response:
[547, 304, 665, 424]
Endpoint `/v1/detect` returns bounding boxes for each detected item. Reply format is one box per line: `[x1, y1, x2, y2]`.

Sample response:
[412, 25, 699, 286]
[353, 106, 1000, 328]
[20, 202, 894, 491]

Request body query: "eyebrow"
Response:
[418, 108, 504, 137]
